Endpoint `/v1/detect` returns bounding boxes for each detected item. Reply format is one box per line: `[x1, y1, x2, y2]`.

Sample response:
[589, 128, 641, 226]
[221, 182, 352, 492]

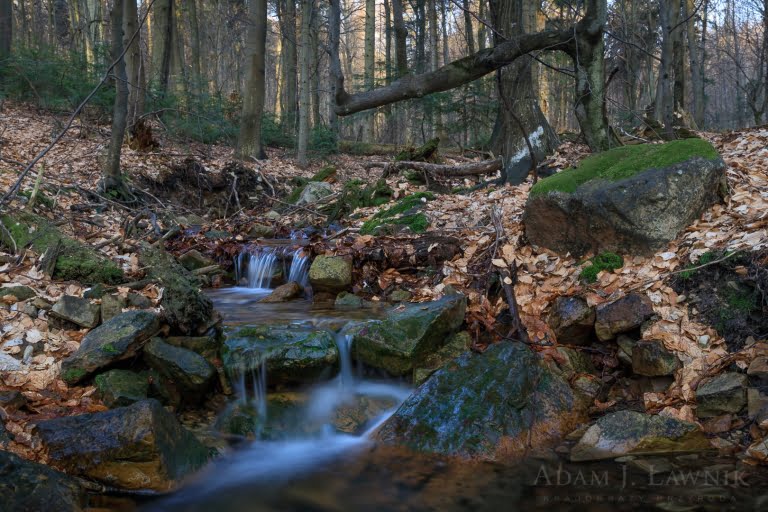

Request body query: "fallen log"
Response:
[365, 158, 503, 178]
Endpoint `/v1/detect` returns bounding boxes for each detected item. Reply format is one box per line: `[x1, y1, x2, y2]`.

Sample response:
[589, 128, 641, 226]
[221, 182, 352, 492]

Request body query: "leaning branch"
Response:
[334, 28, 575, 116]
[365, 158, 503, 178]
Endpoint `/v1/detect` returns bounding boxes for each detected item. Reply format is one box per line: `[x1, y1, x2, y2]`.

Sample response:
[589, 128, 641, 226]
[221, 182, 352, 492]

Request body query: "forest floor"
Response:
[1, 102, 768, 465]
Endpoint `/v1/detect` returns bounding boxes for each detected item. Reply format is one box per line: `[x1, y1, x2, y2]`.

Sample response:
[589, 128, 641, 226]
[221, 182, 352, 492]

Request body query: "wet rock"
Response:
[165, 334, 222, 363]
[204, 230, 231, 240]
[547, 296, 595, 345]
[224, 326, 338, 384]
[127, 292, 152, 309]
[522, 143, 727, 256]
[33, 296, 52, 310]
[695, 372, 747, 418]
[747, 388, 768, 422]
[388, 289, 412, 302]
[594, 293, 654, 341]
[297, 181, 333, 205]
[139, 245, 215, 335]
[50, 295, 100, 328]
[570, 411, 710, 461]
[333, 395, 399, 434]
[377, 342, 584, 460]
[100, 293, 126, 322]
[348, 294, 467, 376]
[0, 390, 27, 412]
[0, 285, 36, 302]
[0, 450, 87, 512]
[631, 340, 680, 376]
[61, 310, 160, 385]
[335, 291, 365, 308]
[94, 369, 149, 408]
[413, 331, 472, 385]
[83, 284, 107, 299]
[144, 339, 216, 399]
[246, 223, 275, 239]
[261, 282, 303, 303]
[0, 420, 11, 446]
[35, 399, 211, 491]
[572, 374, 602, 404]
[178, 249, 214, 271]
[554, 347, 596, 378]
[308, 255, 352, 293]
[748, 356, 768, 381]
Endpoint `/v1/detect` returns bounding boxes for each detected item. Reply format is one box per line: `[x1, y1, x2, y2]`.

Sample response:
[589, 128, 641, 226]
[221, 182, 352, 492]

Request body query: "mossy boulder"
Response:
[0, 212, 122, 284]
[61, 310, 160, 385]
[346, 294, 466, 376]
[570, 410, 711, 461]
[360, 192, 433, 235]
[376, 342, 584, 460]
[0, 285, 36, 302]
[523, 140, 727, 256]
[308, 255, 352, 294]
[144, 338, 217, 400]
[139, 245, 215, 335]
[165, 335, 222, 363]
[94, 369, 149, 408]
[0, 450, 87, 512]
[178, 249, 214, 271]
[413, 330, 472, 385]
[35, 399, 211, 491]
[223, 326, 338, 384]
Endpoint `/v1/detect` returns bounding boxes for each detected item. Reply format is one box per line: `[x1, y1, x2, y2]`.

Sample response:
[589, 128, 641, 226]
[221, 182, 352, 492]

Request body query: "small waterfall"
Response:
[247, 250, 277, 289]
[287, 249, 310, 288]
[335, 332, 355, 388]
[235, 245, 310, 291]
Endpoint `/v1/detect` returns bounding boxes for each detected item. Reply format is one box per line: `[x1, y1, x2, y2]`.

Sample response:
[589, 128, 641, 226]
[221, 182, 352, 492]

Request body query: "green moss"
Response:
[359, 192, 434, 235]
[580, 252, 624, 283]
[372, 192, 434, 220]
[530, 139, 720, 196]
[679, 251, 721, 279]
[101, 343, 119, 354]
[63, 368, 86, 383]
[311, 165, 337, 182]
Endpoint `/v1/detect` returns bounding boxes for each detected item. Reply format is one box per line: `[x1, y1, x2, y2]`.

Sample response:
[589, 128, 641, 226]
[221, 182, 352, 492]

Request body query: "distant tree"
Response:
[236, 0, 269, 161]
[103, 0, 129, 196]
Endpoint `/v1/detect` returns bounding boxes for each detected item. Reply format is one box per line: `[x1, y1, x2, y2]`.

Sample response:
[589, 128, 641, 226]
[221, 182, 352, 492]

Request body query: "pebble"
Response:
[698, 335, 710, 346]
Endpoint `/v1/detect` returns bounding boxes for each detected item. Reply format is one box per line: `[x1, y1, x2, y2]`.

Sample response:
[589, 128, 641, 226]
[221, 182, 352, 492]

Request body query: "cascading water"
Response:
[287, 250, 310, 288]
[235, 246, 310, 290]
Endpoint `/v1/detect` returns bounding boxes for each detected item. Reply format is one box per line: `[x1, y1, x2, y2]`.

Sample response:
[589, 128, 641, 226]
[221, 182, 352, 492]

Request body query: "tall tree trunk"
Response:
[297, 0, 313, 167]
[53, 0, 72, 50]
[490, 0, 559, 184]
[0, 0, 11, 73]
[655, 0, 675, 136]
[277, 0, 298, 134]
[187, 0, 202, 90]
[428, 0, 442, 138]
[462, 0, 475, 54]
[329, 0, 342, 138]
[124, 0, 142, 130]
[236, 0, 268, 161]
[363, 0, 376, 141]
[104, 0, 128, 194]
[685, 0, 702, 128]
[310, 3, 321, 127]
[392, 0, 407, 77]
[150, 0, 173, 95]
[477, 0, 487, 51]
[573, 0, 619, 150]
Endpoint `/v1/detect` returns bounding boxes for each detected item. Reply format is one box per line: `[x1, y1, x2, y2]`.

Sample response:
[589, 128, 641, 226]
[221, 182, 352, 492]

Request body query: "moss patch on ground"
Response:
[530, 139, 720, 196]
[580, 252, 624, 283]
[360, 192, 434, 235]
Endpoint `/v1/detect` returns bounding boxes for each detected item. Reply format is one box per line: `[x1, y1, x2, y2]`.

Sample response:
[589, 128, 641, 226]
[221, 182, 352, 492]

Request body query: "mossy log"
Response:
[0, 212, 123, 284]
[395, 138, 441, 163]
[367, 158, 503, 178]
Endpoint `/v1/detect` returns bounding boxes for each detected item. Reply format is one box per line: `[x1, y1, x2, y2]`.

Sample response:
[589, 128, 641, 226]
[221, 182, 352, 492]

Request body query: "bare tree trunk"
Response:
[236, 0, 268, 161]
[53, 0, 72, 50]
[686, 0, 703, 128]
[392, 0, 408, 77]
[297, 0, 313, 167]
[150, 0, 173, 95]
[477, 0, 487, 51]
[329, 0, 342, 137]
[363, 0, 376, 141]
[462, 0, 475, 53]
[310, 4, 321, 127]
[0, 0, 11, 72]
[277, 0, 298, 134]
[103, 0, 128, 194]
[187, 0, 202, 90]
[490, 0, 559, 184]
[124, 0, 142, 130]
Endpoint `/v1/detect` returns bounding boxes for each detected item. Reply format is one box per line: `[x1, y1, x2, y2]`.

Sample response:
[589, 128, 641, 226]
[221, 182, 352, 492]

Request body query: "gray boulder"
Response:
[594, 293, 654, 341]
[523, 141, 727, 256]
[94, 369, 149, 408]
[0, 285, 36, 302]
[61, 310, 160, 385]
[297, 181, 333, 205]
[547, 296, 595, 345]
[308, 255, 352, 293]
[570, 410, 710, 461]
[0, 450, 87, 512]
[35, 399, 211, 491]
[696, 372, 747, 418]
[144, 338, 217, 399]
[51, 295, 100, 328]
[376, 342, 584, 460]
[631, 340, 680, 376]
[347, 294, 466, 376]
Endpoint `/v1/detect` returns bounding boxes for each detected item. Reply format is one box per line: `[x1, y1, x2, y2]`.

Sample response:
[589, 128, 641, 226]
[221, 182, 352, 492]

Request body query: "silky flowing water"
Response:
[138, 257, 768, 512]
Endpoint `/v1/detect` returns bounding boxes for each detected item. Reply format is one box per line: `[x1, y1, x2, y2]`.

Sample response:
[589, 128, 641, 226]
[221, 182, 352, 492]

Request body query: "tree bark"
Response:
[278, 0, 298, 133]
[363, 0, 376, 141]
[462, 0, 475, 54]
[150, 0, 173, 95]
[187, 0, 202, 89]
[489, 0, 560, 184]
[392, 0, 408, 77]
[297, 0, 313, 167]
[329, 0, 342, 136]
[0, 0, 11, 70]
[103, 0, 128, 194]
[236, 0, 268, 161]
[124, 0, 142, 130]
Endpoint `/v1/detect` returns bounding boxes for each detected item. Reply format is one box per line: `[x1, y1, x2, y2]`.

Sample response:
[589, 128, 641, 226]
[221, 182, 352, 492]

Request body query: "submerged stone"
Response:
[223, 326, 338, 384]
[570, 410, 711, 461]
[376, 342, 584, 460]
[35, 399, 211, 491]
[347, 294, 466, 376]
[60, 310, 160, 385]
[261, 281, 303, 303]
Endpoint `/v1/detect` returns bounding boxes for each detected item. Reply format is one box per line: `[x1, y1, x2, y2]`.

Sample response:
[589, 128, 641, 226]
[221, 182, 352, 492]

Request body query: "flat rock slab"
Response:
[570, 410, 711, 461]
[61, 310, 160, 385]
[35, 399, 211, 491]
[696, 372, 747, 418]
[51, 295, 100, 328]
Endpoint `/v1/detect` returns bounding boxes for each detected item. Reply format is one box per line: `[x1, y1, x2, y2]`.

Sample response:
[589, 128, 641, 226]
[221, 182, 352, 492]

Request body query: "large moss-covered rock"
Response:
[61, 310, 160, 385]
[413, 330, 471, 385]
[570, 410, 711, 461]
[376, 342, 584, 459]
[94, 369, 149, 408]
[139, 245, 215, 335]
[308, 255, 352, 293]
[0, 450, 87, 512]
[0, 212, 123, 284]
[144, 338, 216, 399]
[223, 326, 338, 384]
[35, 399, 211, 491]
[346, 294, 466, 376]
[523, 140, 727, 256]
